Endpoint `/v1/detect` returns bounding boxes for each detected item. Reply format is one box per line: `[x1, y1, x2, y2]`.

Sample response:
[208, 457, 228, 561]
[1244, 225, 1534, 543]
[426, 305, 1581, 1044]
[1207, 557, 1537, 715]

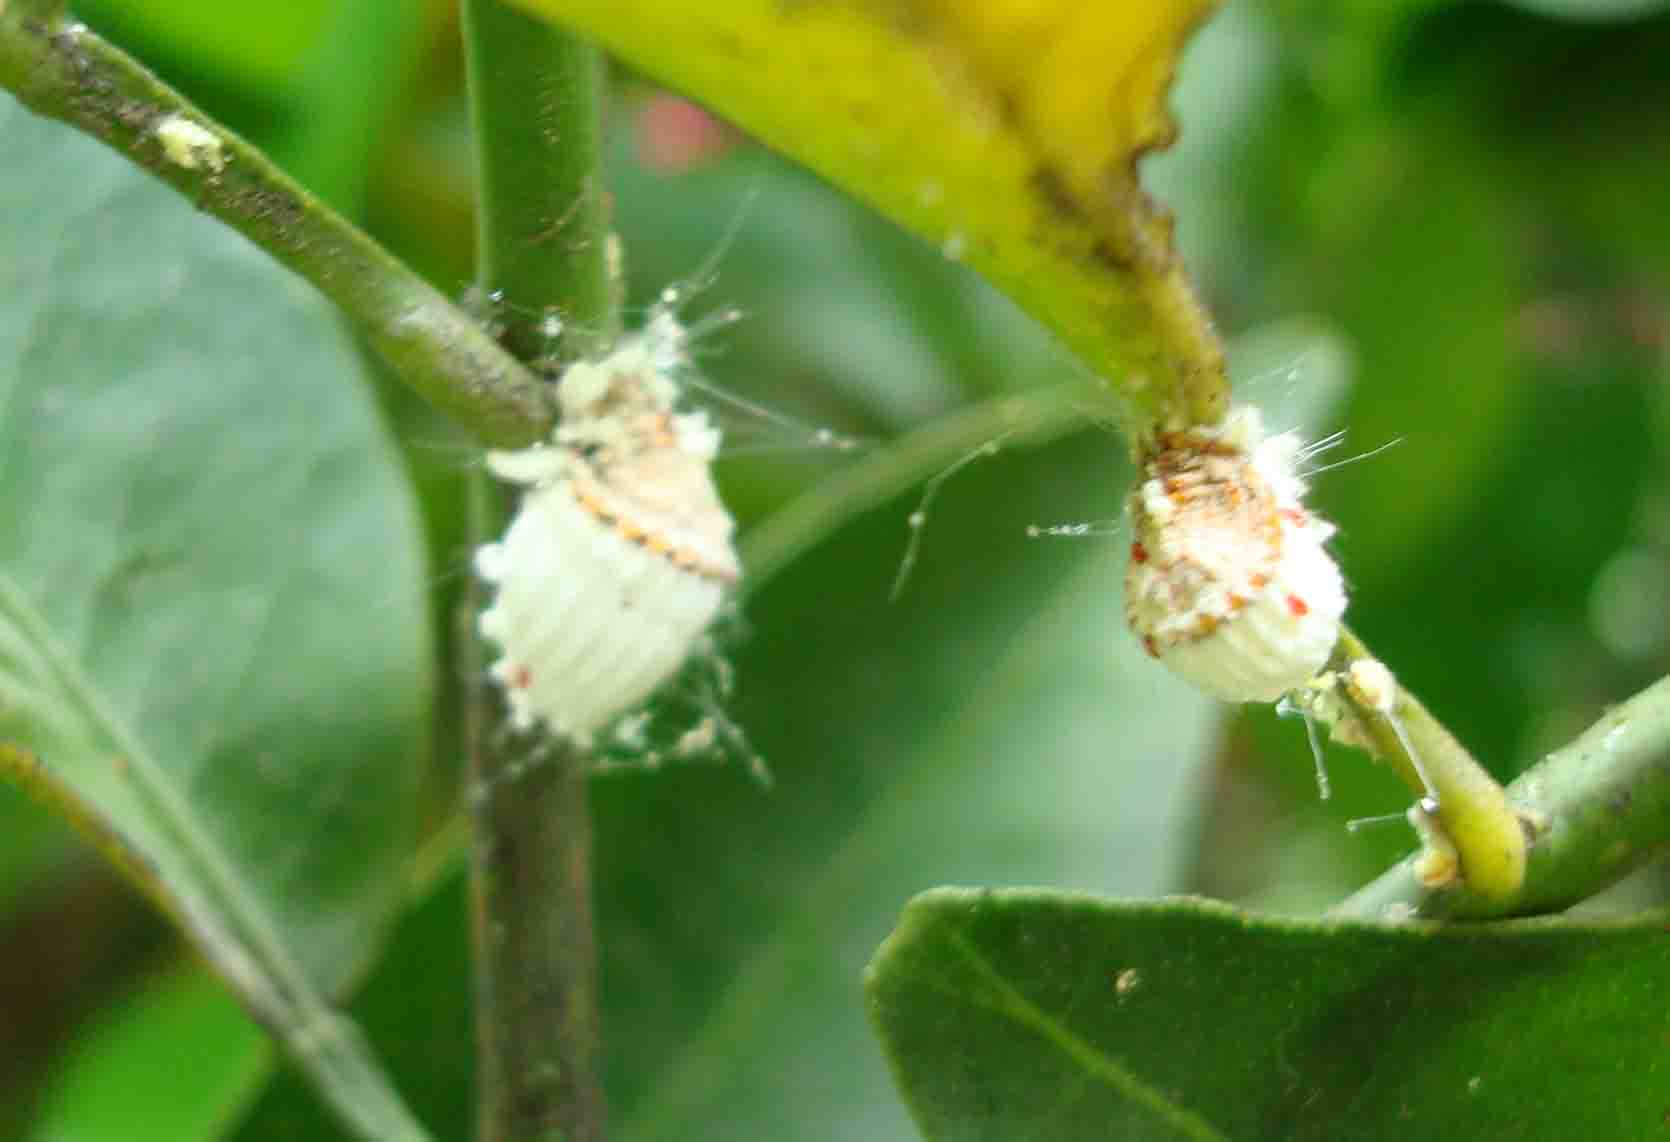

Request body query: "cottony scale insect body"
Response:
[1124, 407, 1346, 703]
[475, 305, 739, 744]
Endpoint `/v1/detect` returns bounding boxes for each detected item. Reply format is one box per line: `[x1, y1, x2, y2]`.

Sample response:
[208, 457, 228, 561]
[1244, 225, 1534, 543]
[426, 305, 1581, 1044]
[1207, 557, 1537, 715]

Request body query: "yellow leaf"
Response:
[510, 0, 1228, 435]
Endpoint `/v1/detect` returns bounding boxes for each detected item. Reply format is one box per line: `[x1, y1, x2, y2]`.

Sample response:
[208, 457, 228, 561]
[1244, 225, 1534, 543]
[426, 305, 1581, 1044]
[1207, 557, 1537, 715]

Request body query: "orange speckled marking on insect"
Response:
[510, 664, 533, 689]
[1286, 594, 1309, 617]
[1142, 634, 1160, 658]
[569, 480, 732, 584]
[1131, 541, 1148, 564]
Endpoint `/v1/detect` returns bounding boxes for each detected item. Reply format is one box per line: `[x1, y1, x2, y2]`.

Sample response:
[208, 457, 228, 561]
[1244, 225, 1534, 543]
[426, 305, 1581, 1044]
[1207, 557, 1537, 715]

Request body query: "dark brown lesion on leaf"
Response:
[1028, 164, 1085, 224]
[1090, 236, 1136, 273]
[989, 85, 1023, 135]
[1028, 161, 1181, 279]
[1107, 181, 1179, 274]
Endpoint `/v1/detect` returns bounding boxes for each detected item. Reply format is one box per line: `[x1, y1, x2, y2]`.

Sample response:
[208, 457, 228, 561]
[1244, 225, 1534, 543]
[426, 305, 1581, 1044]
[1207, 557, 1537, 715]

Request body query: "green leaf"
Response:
[512, 0, 1227, 431]
[26, 964, 271, 1142]
[870, 889, 1670, 1141]
[0, 98, 431, 1132]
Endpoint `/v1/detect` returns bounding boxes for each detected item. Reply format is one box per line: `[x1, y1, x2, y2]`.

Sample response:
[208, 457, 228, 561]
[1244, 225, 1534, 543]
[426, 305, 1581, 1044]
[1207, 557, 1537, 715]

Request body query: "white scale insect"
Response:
[1123, 406, 1348, 704]
[474, 292, 740, 746]
[1121, 406, 1455, 836]
[892, 393, 1353, 711]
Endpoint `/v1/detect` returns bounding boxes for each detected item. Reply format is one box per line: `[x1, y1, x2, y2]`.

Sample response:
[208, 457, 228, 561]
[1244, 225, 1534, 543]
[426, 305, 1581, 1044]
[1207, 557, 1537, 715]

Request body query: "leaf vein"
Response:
[946, 930, 1229, 1142]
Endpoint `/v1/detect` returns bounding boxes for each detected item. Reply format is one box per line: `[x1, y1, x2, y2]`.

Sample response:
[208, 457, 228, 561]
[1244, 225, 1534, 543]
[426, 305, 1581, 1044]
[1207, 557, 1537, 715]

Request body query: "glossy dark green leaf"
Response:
[870, 888, 1670, 1141]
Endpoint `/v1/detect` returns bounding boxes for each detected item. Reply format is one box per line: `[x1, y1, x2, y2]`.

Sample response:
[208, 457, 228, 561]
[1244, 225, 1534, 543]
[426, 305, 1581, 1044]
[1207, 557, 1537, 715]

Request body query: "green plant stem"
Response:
[0, 7, 551, 448]
[461, 569, 605, 1142]
[1328, 628, 1528, 901]
[463, 0, 613, 361]
[461, 5, 612, 1140]
[1335, 674, 1670, 922]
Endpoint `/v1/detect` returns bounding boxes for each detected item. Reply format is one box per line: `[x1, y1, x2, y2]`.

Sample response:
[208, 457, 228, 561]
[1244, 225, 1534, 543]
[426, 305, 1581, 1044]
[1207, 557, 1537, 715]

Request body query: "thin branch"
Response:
[1334, 674, 1670, 921]
[0, 8, 552, 448]
[1324, 629, 1529, 902]
[460, 3, 612, 1139]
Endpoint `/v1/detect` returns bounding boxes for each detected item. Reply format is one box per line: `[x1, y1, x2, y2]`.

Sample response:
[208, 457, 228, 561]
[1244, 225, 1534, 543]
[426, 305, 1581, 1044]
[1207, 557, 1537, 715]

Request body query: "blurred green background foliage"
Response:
[2, 0, 1667, 1138]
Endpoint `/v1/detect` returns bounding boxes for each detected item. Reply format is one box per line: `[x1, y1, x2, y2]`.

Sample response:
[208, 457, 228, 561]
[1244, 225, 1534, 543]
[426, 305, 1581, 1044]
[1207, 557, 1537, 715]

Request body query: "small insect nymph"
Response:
[475, 298, 739, 744]
[1124, 406, 1347, 703]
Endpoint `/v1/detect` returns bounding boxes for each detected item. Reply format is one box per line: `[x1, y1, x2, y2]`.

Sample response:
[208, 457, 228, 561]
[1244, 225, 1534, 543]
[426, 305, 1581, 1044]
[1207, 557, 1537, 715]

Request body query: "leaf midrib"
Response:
[917, 928, 1230, 1142]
